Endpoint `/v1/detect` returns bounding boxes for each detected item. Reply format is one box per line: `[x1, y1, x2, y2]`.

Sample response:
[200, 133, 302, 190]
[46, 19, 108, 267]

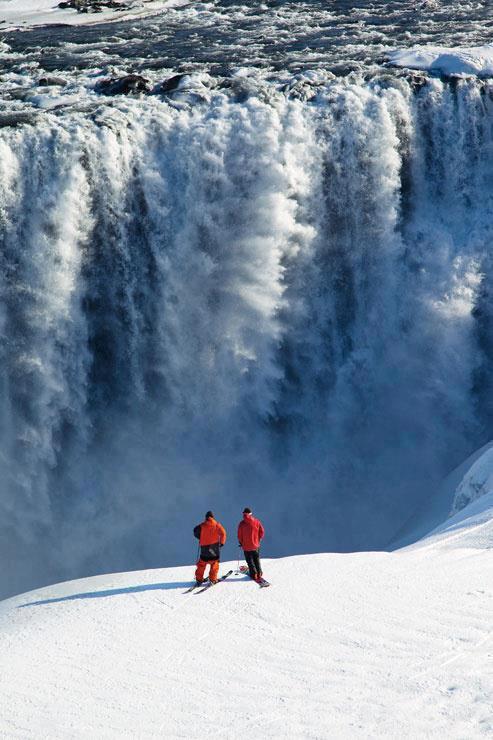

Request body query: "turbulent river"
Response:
[1, 0, 493, 597]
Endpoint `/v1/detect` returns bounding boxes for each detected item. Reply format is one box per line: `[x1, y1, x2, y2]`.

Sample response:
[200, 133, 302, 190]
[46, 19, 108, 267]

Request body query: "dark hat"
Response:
[243, 507, 252, 514]
[205, 510, 214, 519]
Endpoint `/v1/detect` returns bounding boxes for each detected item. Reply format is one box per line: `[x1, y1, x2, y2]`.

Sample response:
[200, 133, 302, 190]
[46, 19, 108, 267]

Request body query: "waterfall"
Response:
[0, 75, 491, 596]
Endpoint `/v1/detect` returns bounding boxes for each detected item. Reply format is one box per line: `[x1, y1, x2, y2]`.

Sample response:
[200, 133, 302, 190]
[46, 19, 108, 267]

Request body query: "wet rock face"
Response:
[95, 74, 151, 95]
[57, 0, 127, 12]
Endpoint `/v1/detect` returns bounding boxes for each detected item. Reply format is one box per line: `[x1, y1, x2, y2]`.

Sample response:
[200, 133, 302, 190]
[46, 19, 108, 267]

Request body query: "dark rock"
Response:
[38, 76, 68, 87]
[208, 65, 233, 78]
[95, 74, 151, 96]
[7, 89, 30, 101]
[58, 0, 125, 11]
[0, 113, 39, 128]
[159, 74, 186, 94]
[408, 73, 429, 92]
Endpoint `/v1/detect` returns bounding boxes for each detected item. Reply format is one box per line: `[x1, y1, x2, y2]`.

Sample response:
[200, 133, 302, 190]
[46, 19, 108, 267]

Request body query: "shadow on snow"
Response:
[18, 581, 193, 608]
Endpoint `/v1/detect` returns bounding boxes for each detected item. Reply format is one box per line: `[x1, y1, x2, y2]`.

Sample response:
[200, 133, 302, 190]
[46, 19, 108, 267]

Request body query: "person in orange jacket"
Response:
[193, 511, 227, 585]
[238, 507, 265, 581]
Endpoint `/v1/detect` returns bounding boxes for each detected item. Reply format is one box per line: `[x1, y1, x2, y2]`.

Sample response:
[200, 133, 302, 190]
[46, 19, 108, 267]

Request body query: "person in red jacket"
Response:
[238, 507, 265, 581]
[193, 511, 227, 585]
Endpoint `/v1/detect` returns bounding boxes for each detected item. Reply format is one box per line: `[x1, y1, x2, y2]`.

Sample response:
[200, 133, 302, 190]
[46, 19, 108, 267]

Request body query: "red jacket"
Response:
[238, 513, 264, 551]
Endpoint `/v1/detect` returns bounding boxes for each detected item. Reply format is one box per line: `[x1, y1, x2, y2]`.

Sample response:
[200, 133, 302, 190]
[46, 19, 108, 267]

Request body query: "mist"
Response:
[1, 75, 491, 597]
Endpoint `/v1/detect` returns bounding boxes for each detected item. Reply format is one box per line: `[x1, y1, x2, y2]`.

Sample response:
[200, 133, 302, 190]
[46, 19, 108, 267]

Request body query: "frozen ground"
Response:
[1, 468, 493, 738]
[0, 0, 188, 30]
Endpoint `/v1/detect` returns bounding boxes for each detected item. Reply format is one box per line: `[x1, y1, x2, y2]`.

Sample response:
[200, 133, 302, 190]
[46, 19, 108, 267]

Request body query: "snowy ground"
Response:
[0, 0, 188, 30]
[387, 44, 493, 77]
[1, 488, 493, 739]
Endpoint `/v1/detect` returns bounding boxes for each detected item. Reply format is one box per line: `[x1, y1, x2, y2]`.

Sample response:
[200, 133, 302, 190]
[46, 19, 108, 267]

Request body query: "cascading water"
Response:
[1, 68, 493, 597]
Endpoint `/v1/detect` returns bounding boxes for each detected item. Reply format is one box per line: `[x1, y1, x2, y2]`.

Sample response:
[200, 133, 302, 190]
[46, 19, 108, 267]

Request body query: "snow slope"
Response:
[1, 496, 493, 739]
[390, 441, 493, 549]
[452, 444, 493, 514]
[0, 0, 188, 30]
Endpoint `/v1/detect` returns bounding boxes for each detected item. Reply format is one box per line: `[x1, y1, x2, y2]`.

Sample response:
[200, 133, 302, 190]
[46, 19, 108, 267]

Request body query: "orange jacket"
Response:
[194, 517, 226, 561]
[198, 517, 226, 547]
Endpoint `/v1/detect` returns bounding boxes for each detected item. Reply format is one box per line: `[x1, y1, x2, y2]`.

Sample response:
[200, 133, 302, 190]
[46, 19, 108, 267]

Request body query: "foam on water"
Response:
[2, 0, 493, 78]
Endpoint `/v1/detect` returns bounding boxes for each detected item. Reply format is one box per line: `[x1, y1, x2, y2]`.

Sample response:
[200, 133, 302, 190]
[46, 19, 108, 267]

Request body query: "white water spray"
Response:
[0, 77, 491, 595]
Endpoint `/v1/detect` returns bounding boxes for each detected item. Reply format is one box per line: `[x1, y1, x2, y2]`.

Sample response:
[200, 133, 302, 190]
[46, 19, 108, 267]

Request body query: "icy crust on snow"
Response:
[0, 0, 188, 30]
[451, 443, 493, 515]
[387, 45, 493, 77]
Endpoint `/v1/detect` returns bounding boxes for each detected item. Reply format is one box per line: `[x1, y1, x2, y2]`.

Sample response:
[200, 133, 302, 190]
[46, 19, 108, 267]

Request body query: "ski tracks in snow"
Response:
[1, 536, 493, 738]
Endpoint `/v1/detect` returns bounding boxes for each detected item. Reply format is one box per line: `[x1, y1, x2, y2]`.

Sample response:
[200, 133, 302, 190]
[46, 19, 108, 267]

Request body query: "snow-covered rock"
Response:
[1, 497, 493, 739]
[387, 45, 493, 77]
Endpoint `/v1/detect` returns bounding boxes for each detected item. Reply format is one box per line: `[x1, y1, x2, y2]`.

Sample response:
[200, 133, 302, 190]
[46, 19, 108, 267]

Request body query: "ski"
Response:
[184, 583, 202, 594]
[239, 565, 270, 587]
[195, 569, 233, 594]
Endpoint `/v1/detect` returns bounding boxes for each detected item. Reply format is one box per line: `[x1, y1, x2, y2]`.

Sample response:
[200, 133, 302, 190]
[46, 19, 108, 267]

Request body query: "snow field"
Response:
[0, 0, 188, 30]
[1, 497, 493, 739]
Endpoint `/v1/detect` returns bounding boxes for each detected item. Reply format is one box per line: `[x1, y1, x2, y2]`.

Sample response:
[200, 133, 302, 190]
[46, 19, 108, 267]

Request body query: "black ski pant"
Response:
[244, 549, 262, 578]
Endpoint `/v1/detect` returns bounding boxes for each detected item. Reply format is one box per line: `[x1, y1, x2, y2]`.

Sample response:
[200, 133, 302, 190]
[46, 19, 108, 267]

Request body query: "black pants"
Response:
[244, 549, 262, 577]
